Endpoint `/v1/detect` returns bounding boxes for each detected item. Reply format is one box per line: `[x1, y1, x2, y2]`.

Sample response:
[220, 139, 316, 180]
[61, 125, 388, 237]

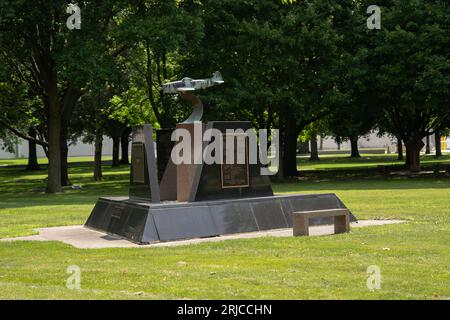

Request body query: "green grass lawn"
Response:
[2, 152, 448, 171]
[297, 152, 450, 171]
[0, 158, 449, 299]
[0, 156, 113, 167]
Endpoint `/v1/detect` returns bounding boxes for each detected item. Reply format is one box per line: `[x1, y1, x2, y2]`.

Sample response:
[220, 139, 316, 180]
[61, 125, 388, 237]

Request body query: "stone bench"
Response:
[293, 209, 350, 236]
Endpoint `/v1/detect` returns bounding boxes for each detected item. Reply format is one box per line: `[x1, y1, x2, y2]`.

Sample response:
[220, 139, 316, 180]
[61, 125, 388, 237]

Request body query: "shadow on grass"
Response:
[273, 176, 450, 193]
[0, 164, 130, 210]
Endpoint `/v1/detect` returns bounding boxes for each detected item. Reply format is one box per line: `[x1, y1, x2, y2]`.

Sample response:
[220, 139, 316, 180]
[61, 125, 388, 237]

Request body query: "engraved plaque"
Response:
[221, 134, 250, 189]
[132, 143, 146, 184]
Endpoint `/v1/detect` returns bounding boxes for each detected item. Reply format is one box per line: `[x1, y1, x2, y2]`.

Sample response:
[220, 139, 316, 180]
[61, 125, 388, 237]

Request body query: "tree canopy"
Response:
[0, 0, 449, 191]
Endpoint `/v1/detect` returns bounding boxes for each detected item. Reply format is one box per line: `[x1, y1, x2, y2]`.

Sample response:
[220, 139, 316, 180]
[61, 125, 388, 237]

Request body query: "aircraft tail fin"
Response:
[212, 71, 224, 84]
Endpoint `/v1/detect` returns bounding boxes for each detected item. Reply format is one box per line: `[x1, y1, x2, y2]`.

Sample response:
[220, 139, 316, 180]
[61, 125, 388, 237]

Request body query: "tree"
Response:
[72, 86, 114, 181]
[0, 58, 46, 169]
[397, 137, 404, 161]
[115, 0, 204, 129]
[434, 130, 442, 158]
[103, 119, 128, 167]
[324, 0, 383, 159]
[302, 121, 329, 161]
[0, 130, 18, 157]
[369, 0, 450, 172]
[425, 134, 431, 155]
[0, 0, 129, 192]
[183, 0, 344, 177]
[120, 127, 132, 165]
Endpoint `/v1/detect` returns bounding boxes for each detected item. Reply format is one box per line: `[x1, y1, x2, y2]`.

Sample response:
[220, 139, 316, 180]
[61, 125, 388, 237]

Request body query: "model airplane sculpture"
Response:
[161, 71, 224, 94]
[161, 72, 224, 123]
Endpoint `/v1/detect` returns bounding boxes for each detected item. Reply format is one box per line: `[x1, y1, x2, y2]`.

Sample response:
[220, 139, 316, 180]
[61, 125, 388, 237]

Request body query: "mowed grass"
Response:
[0, 156, 449, 299]
[297, 152, 450, 171]
[0, 156, 113, 167]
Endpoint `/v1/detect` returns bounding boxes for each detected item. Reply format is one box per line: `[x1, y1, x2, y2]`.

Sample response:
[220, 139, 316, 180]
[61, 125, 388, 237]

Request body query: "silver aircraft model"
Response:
[161, 72, 224, 123]
[161, 71, 224, 94]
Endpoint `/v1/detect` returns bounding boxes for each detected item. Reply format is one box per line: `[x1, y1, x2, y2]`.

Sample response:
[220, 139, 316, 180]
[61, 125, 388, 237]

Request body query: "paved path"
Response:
[1, 220, 405, 249]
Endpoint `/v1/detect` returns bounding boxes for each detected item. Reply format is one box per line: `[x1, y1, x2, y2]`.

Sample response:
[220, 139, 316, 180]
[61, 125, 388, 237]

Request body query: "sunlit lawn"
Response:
[0, 156, 112, 167]
[0, 156, 448, 299]
[297, 151, 450, 171]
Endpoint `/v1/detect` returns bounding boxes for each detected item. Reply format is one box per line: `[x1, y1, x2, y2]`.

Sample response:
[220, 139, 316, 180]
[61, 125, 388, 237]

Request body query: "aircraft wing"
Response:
[161, 80, 190, 94]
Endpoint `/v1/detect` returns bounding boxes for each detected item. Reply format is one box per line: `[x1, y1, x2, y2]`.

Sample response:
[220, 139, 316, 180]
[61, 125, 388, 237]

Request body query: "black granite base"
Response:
[85, 194, 356, 244]
[85, 194, 357, 244]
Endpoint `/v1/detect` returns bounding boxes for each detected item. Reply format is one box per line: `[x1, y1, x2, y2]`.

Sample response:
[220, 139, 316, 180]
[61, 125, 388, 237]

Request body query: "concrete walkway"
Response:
[1, 220, 405, 249]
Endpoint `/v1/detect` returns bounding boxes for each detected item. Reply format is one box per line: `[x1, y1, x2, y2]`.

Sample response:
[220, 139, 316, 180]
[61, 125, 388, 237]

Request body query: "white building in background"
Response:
[0, 131, 448, 160]
[320, 133, 397, 151]
[0, 136, 116, 159]
[319, 132, 449, 153]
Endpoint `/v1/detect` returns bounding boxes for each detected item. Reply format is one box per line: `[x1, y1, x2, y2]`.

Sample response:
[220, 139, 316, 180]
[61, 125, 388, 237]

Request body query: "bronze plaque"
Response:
[221, 134, 250, 189]
[132, 143, 146, 184]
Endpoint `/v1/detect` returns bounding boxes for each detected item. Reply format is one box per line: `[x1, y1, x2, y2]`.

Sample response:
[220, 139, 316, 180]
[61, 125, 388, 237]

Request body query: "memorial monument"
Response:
[86, 72, 356, 244]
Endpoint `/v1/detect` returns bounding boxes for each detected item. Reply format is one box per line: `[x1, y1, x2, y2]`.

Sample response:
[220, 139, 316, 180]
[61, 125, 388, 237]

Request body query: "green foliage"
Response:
[0, 0, 122, 89]
[324, 1, 380, 143]
[182, 0, 343, 130]
[0, 0, 131, 157]
[1, 0, 449, 175]
[0, 131, 18, 154]
[113, 0, 204, 128]
[368, 0, 450, 140]
[0, 59, 44, 146]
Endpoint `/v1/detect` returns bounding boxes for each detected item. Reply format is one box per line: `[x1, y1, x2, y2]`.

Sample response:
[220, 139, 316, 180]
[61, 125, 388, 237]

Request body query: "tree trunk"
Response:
[59, 87, 79, 187]
[112, 134, 121, 167]
[60, 126, 70, 186]
[120, 127, 132, 165]
[405, 146, 410, 168]
[281, 116, 300, 177]
[297, 141, 310, 154]
[435, 130, 442, 157]
[319, 136, 324, 151]
[404, 138, 425, 172]
[282, 131, 299, 176]
[425, 135, 431, 154]
[46, 99, 62, 193]
[94, 109, 104, 181]
[337, 142, 341, 151]
[60, 143, 70, 186]
[310, 135, 319, 161]
[26, 128, 40, 171]
[277, 140, 284, 181]
[277, 108, 301, 178]
[350, 137, 361, 158]
[397, 138, 404, 161]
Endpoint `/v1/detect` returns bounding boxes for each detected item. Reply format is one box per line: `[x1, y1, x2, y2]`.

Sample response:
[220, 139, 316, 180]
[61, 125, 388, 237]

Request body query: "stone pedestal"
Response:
[86, 122, 357, 244]
[86, 194, 357, 244]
